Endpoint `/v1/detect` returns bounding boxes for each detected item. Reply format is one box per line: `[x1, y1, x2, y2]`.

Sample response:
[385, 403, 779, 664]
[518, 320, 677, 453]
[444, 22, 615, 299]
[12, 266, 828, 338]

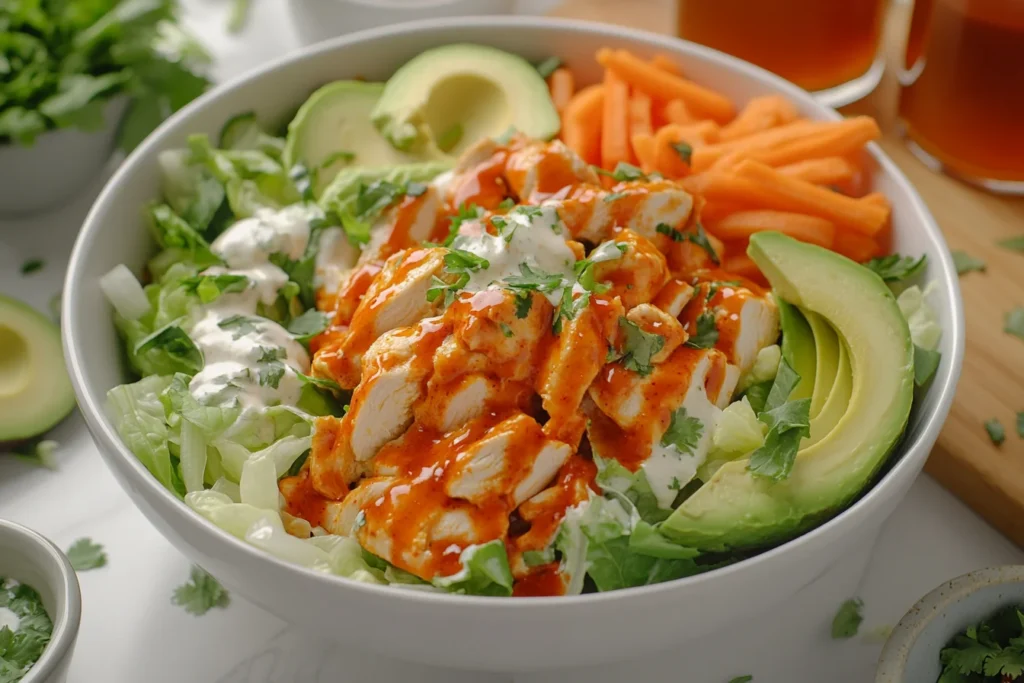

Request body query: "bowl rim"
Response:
[0, 519, 82, 682]
[875, 565, 1024, 682]
[62, 15, 965, 607]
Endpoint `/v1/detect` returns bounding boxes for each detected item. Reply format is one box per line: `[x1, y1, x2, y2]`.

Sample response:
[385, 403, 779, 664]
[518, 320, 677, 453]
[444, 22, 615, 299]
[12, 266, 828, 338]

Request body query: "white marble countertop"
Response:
[1, 2, 1022, 681]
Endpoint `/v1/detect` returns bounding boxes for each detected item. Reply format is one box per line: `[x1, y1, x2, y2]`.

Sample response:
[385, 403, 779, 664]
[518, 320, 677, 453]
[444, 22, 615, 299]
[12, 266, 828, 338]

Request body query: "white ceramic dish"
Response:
[62, 17, 964, 672]
[0, 519, 81, 683]
[876, 566, 1024, 682]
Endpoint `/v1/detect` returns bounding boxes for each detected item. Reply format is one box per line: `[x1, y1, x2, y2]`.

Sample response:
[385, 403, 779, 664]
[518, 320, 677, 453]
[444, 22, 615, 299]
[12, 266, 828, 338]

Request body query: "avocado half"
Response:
[370, 44, 560, 157]
[661, 232, 914, 551]
[0, 294, 76, 444]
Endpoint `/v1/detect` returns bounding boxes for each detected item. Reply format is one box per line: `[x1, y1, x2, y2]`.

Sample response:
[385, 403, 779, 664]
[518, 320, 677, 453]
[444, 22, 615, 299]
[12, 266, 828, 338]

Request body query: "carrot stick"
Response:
[719, 95, 800, 142]
[691, 120, 821, 171]
[710, 210, 836, 248]
[722, 254, 767, 286]
[597, 48, 735, 123]
[743, 116, 881, 167]
[663, 99, 696, 125]
[731, 160, 889, 235]
[777, 156, 858, 185]
[654, 122, 718, 178]
[548, 68, 575, 114]
[833, 229, 882, 262]
[631, 133, 657, 173]
[562, 84, 604, 165]
[628, 91, 653, 138]
[601, 68, 632, 168]
[860, 192, 890, 208]
[650, 53, 682, 75]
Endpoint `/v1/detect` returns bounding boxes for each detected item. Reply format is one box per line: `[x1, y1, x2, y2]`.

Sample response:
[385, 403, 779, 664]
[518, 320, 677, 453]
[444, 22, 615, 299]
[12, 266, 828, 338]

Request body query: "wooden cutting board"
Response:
[553, 0, 1024, 542]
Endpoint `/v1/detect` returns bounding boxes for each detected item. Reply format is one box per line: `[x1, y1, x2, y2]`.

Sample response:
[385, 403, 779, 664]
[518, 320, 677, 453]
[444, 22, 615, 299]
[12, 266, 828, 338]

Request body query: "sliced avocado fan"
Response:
[661, 232, 914, 551]
[0, 294, 76, 445]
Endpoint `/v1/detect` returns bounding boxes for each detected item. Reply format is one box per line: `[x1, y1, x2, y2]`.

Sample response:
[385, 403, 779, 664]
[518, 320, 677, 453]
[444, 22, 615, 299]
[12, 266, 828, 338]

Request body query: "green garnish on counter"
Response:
[172, 565, 230, 616]
[67, 538, 107, 571]
[831, 598, 864, 638]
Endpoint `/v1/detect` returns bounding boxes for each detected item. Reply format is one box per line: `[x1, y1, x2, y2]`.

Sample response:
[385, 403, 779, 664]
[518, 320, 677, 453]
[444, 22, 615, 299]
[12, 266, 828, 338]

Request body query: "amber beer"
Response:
[677, 0, 887, 104]
[898, 0, 1024, 190]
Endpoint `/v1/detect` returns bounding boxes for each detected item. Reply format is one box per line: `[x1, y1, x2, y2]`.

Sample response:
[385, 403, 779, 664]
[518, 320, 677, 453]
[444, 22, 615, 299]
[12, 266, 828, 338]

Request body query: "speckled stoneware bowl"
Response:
[876, 566, 1024, 682]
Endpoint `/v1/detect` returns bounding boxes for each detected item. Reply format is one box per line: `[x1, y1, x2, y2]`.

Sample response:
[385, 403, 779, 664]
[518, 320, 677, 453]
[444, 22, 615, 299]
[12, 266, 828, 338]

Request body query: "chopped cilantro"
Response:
[445, 248, 490, 272]
[656, 222, 685, 242]
[426, 273, 468, 308]
[952, 249, 986, 275]
[997, 236, 1024, 252]
[671, 141, 693, 165]
[656, 222, 719, 264]
[437, 122, 464, 153]
[499, 322, 514, 338]
[67, 538, 107, 571]
[684, 311, 719, 349]
[297, 372, 341, 393]
[913, 345, 941, 387]
[618, 317, 665, 376]
[20, 258, 44, 275]
[669, 476, 682, 491]
[864, 253, 927, 282]
[593, 161, 647, 182]
[504, 263, 566, 293]
[575, 241, 626, 293]
[728, 677, 753, 683]
[748, 358, 811, 481]
[287, 309, 330, 342]
[662, 406, 703, 456]
[1006, 307, 1024, 342]
[552, 287, 588, 335]
[497, 197, 515, 210]
[181, 273, 250, 304]
[172, 565, 230, 616]
[603, 191, 628, 203]
[256, 346, 286, 389]
[0, 577, 52, 678]
[514, 291, 533, 319]
[217, 314, 261, 339]
[535, 56, 562, 79]
[443, 203, 483, 246]
[831, 598, 864, 638]
[937, 605, 1024, 682]
[985, 418, 1006, 446]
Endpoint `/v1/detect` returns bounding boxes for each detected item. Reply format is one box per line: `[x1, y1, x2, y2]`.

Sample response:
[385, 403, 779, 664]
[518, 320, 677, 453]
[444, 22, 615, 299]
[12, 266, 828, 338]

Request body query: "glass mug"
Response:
[676, 0, 889, 108]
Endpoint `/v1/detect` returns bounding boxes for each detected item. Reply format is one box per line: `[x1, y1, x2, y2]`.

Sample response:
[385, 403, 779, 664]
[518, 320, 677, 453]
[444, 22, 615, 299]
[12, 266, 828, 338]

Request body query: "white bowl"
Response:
[876, 566, 1024, 682]
[0, 519, 82, 683]
[62, 17, 964, 672]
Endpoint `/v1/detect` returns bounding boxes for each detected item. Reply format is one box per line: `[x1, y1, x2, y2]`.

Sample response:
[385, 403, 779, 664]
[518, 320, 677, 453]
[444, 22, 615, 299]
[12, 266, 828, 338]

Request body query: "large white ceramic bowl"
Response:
[62, 18, 964, 672]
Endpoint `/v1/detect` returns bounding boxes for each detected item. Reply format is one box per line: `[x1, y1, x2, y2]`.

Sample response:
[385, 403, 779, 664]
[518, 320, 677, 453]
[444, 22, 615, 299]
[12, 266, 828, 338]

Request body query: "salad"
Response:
[104, 43, 941, 597]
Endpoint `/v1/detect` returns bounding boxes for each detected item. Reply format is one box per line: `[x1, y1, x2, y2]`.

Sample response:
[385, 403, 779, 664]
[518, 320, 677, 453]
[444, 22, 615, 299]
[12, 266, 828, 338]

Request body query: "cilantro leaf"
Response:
[747, 427, 805, 481]
[172, 565, 230, 616]
[20, 258, 44, 275]
[297, 372, 341, 393]
[763, 357, 801, 413]
[287, 309, 330, 342]
[217, 314, 261, 339]
[728, 677, 753, 683]
[656, 222, 685, 242]
[603, 191, 628, 203]
[952, 250, 986, 275]
[864, 253, 927, 282]
[575, 241, 626, 292]
[748, 359, 810, 481]
[1006, 307, 1024, 342]
[67, 538, 107, 571]
[914, 344, 941, 387]
[985, 646, 1024, 678]
[688, 223, 721, 265]
[998, 236, 1024, 252]
[445, 248, 489, 272]
[672, 141, 693, 165]
[985, 418, 1006, 446]
[256, 346, 286, 389]
[134, 323, 204, 374]
[514, 291, 533, 319]
[662, 406, 704, 456]
[180, 273, 250, 303]
[618, 318, 665, 376]
[594, 162, 647, 182]
[831, 598, 864, 638]
[942, 636, 997, 676]
[504, 263, 566, 293]
[497, 197, 515, 210]
[535, 56, 562, 79]
[684, 311, 719, 349]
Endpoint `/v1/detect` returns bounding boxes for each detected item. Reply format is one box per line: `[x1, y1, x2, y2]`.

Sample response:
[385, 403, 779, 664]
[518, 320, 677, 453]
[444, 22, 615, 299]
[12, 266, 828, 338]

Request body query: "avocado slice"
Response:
[777, 299, 815, 401]
[807, 336, 853, 447]
[661, 233, 914, 551]
[805, 310, 840, 418]
[0, 294, 76, 444]
[283, 81, 444, 197]
[371, 44, 560, 156]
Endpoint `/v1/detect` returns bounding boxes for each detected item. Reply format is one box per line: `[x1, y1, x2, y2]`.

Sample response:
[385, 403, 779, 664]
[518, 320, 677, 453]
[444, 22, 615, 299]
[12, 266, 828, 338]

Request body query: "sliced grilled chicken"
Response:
[591, 230, 670, 310]
[505, 139, 599, 201]
[552, 181, 694, 245]
[625, 304, 688, 363]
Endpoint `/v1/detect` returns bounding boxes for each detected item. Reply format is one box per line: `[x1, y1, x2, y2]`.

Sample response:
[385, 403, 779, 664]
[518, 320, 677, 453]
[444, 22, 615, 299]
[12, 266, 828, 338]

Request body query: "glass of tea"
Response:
[677, 0, 889, 108]
[898, 0, 1024, 194]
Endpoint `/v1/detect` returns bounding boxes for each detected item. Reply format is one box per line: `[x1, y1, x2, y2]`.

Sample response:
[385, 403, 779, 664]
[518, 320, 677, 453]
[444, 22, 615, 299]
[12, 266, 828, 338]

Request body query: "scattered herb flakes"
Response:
[217, 314, 261, 339]
[499, 322, 514, 338]
[617, 317, 665, 376]
[1006, 307, 1024, 342]
[287, 309, 330, 342]
[256, 346, 286, 389]
[913, 345, 941, 387]
[514, 291, 533, 319]
[997, 236, 1024, 252]
[661, 406, 703, 456]
[503, 263, 565, 293]
[684, 311, 719, 349]
[985, 419, 1006, 446]
[19, 258, 44, 275]
[864, 253, 927, 282]
[671, 141, 693, 165]
[603, 191, 628, 203]
[535, 56, 562, 79]
[297, 372, 340, 393]
[656, 222, 685, 242]
[67, 538, 107, 571]
[172, 565, 230, 616]
[497, 197, 515, 211]
[656, 223, 719, 264]
[952, 250, 986, 275]
[593, 161, 647, 182]
[831, 598, 864, 639]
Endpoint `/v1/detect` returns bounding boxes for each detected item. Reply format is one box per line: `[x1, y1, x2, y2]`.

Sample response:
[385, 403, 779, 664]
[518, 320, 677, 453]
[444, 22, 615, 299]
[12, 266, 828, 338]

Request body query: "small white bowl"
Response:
[877, 566, 1024, 682]
[287, 0, 516, 46]
[0, 519, 81, 683]
[0, 96, 126, 217]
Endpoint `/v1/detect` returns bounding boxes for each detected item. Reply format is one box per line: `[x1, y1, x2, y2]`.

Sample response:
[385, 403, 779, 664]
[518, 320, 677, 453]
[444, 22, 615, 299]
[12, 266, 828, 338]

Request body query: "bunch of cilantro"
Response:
[0, 0, 210, 150]
[939, 606, 1024, 682]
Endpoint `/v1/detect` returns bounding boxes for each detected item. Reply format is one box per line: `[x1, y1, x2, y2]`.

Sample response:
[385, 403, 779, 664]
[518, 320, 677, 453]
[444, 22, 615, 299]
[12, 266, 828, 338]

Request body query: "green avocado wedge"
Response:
[661, 232, 914, 551]
[778, 299, 815, 401]
[805, 310, 840, 418]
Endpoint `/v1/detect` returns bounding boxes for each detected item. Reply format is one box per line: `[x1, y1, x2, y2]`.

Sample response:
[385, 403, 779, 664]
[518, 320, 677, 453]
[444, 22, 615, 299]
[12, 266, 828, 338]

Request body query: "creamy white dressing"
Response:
[453, 205, 576, 306]
[186, 205, 319, 413]
[0, 606, 19, 632]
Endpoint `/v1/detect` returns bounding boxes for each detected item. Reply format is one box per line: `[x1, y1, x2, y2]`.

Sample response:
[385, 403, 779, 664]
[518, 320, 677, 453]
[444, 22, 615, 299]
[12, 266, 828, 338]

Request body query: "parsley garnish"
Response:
[1006, 307, 1024, 342]
[914, 345, 941, 387]
[535, 56, 562, 79]
[172, 566, 230, 616]
[497, 197, 515, 210]
[985, 418, 1006, 446]
[256, 346, 286, 389]
[603, 191, 628, 203]
[952, 250, 986, 275]
[0, 577, 52, 677]
[437, 122, 463, 153]
[831, 598, 864, 638]
[593, 161, 647, 182]
[514, 291, 533, 319]
[661, 406, 703, 456]
[440, 203, 483, 246]
[504, 263, 566, 293]
[426, 247, 490, 307]
[684, 311, 719, 349]
[575, 241, 627, 293]
[747, 358, 811, 481]
[217, 314, 261, 339]
[67, 538, 107, 571]
[499, 322, 514, 338]
[552, 287, 589, 334]
[656, 222, 684, 242]
[297, 372, 341, 393]
[938, 606, 1024, 681]
[671, 141, 693, 165]
[287, 309, 330, 342]
[618, 318, 665, 376]
[864, 253, 927, 282]
[20, 258, 44, 275]
[656, 222, 719, 264]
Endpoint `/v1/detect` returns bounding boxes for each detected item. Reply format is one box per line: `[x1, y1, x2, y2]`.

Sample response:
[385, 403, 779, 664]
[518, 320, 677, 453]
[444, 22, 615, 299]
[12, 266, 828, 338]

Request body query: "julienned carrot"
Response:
[710, 210, 836, 248]
[597, 48, 735, 123]
[562, 84, 604, 165]
[731, 160, 889, 235]
[833, 229, 882, 262]
[860, 191, 890, 208]
[650, 53, 682, 75]
[549, 68, 575, 113]
[741, 116, 881, 168]
[654, 122, 719, 177]
[601, 68, 632, 168]
[718, 95, 800, 142]
[631, 133, 657, 172]
[722, 254, 767, 285]
[628, 91, 653, 138]
[777, 156, 857, 185]
[691, 120, 821, 172]
[663, 99, 695, 125]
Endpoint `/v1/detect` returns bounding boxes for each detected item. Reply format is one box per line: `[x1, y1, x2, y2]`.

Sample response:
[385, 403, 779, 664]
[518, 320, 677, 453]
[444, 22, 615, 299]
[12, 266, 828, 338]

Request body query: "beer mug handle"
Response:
[898, 0, 934, 85]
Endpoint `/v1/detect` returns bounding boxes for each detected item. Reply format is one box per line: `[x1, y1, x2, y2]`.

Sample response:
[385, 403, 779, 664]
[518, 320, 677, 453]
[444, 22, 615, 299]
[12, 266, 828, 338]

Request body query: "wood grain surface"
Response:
[553, 0, 1024, 542]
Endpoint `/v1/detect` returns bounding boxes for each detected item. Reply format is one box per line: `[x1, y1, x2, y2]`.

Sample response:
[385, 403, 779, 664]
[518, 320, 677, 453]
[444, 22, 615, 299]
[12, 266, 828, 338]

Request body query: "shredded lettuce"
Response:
[736, 344, 781, 394]
[107, 375, 179, 495]
[432, 540, 515, 597]
[593, 454, 672, 523]
[897, 283, 942, 351]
